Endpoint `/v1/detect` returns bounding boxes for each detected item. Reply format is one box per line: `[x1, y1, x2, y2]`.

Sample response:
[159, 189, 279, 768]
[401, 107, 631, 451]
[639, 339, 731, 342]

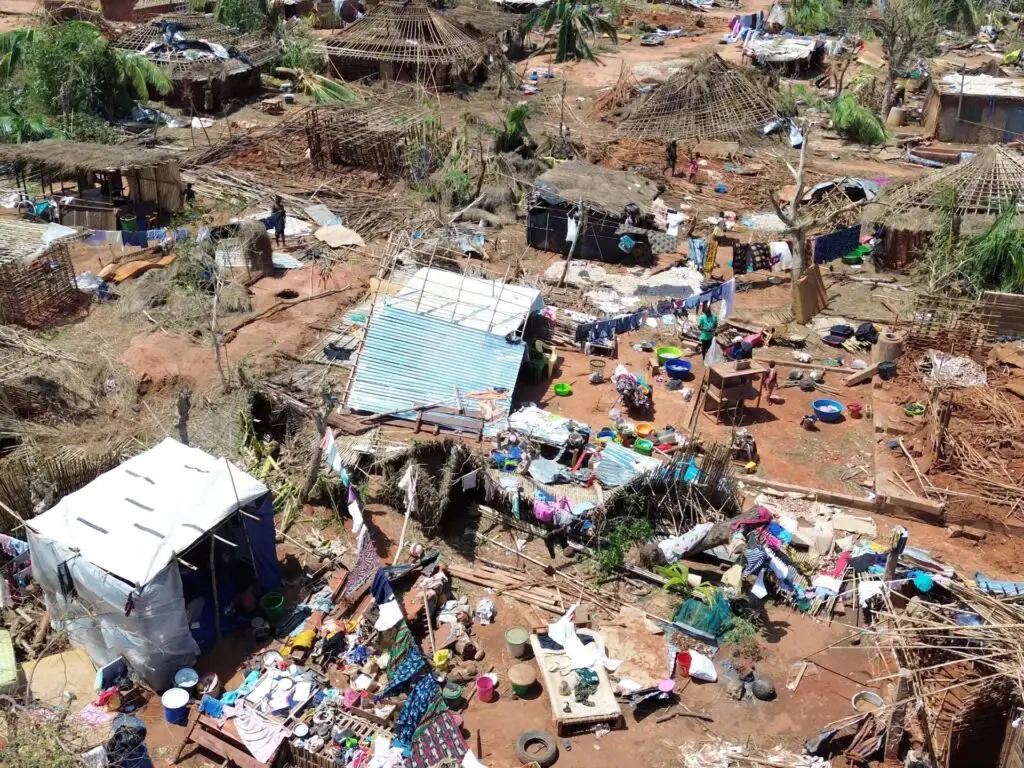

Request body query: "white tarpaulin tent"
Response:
[27, 438, 277, 688]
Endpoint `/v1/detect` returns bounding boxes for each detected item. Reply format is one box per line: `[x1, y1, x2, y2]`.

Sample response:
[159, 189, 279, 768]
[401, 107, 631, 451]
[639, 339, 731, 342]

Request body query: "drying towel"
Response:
[121, 230, 148, 248]
[687, 237, 708, 271]
[813, 225, 861, 264]
[231, 708, 289, 764]
[717, 278, 736, 321]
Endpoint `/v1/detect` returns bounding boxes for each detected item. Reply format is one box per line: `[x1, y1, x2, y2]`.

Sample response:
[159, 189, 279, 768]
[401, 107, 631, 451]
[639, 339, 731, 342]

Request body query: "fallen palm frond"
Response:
[277, 67, 359, 104]
[830, 94, 887, 145]
[238, 409, 301, 532]
[961, 196, 1024, 295]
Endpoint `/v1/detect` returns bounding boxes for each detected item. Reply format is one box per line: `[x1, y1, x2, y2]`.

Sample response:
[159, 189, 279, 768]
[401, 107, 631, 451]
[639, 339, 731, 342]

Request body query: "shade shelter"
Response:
[527, 161, 664, 263]
[26, 438, 281, 689]
[616, 53, 778, 144]
[0, 140, 184, 230]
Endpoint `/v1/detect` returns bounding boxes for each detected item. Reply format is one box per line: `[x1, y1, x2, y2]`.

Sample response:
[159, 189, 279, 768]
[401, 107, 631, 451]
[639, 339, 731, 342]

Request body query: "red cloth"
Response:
[730, 506, 772, 531]
[822, 551, 852, 577]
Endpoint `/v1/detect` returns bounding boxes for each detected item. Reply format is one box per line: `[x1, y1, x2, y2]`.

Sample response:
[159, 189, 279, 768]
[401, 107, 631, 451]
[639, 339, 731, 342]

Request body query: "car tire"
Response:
[515, 730, 559, 768]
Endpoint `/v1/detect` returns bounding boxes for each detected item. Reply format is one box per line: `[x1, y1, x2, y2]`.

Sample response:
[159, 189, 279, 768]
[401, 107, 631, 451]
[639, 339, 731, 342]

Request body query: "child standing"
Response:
[765, 360, 779, 404]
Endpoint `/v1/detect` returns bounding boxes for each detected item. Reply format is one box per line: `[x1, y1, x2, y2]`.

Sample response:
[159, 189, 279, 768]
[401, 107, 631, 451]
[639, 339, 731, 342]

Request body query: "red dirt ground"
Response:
[117, 263, 368, 389]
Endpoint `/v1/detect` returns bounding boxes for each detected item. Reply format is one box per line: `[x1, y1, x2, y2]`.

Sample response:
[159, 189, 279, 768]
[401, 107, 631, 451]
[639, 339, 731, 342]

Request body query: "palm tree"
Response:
[523, 0, 617, 63]
[0, 104, 50, 143]
[0, 28, 38, 81]
[944, 0, 978, 32]
[114, 50, 172, 99]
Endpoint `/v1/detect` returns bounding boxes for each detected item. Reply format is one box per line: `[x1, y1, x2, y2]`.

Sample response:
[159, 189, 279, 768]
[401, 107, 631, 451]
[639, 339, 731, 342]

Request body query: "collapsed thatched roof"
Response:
[0, 140, 180, 173]
[617, 53, 778, 143]
[533, 161, 661, 216]
[318, 0, 485, 67]
[113, 13, 280, 79]
[868, 145, 1024, 232]
[444, 5, 522, 39]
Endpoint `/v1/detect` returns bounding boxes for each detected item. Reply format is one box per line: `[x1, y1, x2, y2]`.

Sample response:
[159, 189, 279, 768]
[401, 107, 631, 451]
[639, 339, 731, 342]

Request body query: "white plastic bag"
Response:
[681, 650, 717, 682]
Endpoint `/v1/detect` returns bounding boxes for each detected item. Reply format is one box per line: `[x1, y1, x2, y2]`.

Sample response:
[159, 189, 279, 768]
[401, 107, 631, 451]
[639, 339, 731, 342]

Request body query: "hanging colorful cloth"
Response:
[703, 239, 719, 276]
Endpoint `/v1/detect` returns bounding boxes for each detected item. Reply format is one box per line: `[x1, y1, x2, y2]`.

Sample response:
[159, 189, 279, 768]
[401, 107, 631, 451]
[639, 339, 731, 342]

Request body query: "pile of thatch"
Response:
[377, 439, 487, 535]
[616, 53, 779, 143]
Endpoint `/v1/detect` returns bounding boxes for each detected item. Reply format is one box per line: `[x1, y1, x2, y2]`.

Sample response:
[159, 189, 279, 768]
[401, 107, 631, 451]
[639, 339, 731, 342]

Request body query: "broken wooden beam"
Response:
[844, 362, 881, 387]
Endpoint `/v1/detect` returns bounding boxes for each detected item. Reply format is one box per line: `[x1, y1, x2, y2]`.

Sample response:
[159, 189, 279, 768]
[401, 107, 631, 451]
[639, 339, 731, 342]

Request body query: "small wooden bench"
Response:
[171, 710, 272, 768]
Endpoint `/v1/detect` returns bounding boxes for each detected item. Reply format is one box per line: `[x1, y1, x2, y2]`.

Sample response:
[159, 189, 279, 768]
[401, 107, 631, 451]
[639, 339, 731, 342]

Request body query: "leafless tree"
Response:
[768, 127, 873, 310]
[876, 0, 941, 119]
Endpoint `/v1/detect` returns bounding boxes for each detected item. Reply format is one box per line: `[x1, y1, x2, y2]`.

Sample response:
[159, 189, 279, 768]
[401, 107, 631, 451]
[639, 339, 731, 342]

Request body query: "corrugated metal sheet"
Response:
[346, 304, 526, 419]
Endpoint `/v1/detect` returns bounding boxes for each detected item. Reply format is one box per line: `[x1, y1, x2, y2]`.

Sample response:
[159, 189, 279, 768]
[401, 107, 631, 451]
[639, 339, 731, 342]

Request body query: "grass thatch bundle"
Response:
[377, 438, 487, 535]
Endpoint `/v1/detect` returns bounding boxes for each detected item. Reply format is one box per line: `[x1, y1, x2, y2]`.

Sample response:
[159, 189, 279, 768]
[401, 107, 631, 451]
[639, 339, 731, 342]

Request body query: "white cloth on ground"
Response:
[657, 523, 714, 564]
[230, 708, 290, 763]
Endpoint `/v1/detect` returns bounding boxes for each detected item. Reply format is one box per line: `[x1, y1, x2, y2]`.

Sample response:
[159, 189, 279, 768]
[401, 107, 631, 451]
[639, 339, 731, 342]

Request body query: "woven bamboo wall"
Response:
[0, 243, 80, 328]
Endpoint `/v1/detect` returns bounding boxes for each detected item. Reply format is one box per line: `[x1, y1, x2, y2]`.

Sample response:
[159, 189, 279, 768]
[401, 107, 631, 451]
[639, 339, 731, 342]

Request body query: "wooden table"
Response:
[702, 362, 766, 424]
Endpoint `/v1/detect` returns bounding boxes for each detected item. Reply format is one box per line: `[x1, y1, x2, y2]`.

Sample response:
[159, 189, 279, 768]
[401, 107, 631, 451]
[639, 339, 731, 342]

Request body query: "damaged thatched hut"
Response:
[527, 161, 665, 263]
[0, 219, 84, 328]
[616, 53, 778, 144]
[113, 14, 280, 112]
[445, 4, 525, 58]
[0, 141, 185, 229]
[865, 145, 1024, 268]
[305, 100, 454, 177]
[319, 0, 487, 87]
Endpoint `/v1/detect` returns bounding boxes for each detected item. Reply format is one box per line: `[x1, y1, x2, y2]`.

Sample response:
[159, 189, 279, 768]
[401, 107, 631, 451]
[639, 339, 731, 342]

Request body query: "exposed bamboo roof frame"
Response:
[876, 145, 1024, 224]
[616, 53, 779, 143]
[318, 0, 485, 66]
[113, 13, 280, 77]
[312, 99, 440, 134]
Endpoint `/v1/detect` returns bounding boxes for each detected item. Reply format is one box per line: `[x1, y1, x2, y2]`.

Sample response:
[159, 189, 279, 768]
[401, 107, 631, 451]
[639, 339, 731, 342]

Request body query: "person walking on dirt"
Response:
[666, 140, 678, 177]
[698, 302, 718, 359]
[272, 196, 287, 247]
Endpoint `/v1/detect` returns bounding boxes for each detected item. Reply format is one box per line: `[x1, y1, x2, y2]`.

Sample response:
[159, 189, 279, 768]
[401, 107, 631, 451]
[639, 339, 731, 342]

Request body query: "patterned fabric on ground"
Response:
[743, 546, 768, 576]
[395, 674, 442, 746]
[377, 652, 426, 700]
[408, 710, 468, 768]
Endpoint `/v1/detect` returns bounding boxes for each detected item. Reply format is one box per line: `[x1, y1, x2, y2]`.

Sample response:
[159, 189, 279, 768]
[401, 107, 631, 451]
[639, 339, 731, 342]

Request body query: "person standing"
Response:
[765, 360, 779, 404]
[687, 152, 700, 184]
[665, 140, 678, 178]
[698, 302, 718, 359]
[272, 195, 286, 247]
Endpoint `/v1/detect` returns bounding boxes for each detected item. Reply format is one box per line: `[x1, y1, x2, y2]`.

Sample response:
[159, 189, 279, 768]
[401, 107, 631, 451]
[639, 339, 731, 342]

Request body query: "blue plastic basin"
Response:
[664, 358, 692, 380]
[812, 399, 844, 423]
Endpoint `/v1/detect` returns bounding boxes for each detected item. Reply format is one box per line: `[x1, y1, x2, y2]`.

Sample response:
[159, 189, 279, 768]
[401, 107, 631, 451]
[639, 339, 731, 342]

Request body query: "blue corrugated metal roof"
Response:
[346, 305, 526, 420]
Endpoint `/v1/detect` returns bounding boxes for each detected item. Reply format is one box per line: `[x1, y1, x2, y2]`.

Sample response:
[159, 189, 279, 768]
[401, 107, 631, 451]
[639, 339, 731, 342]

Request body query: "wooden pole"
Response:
[423, 586, 437, 662]
[210, 531, 222, 641]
